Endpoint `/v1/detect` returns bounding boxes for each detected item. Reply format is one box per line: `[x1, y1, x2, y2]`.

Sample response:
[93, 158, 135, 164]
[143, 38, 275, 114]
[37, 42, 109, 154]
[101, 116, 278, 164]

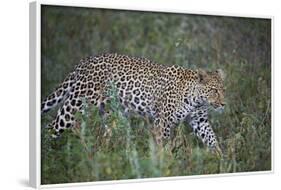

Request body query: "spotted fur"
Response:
[41, 53, 225, 153]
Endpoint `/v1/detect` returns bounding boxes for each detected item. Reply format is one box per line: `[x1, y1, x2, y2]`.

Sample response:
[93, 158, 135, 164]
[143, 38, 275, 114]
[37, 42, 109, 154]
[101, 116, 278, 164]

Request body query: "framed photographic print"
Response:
[29, 0, 273, 188]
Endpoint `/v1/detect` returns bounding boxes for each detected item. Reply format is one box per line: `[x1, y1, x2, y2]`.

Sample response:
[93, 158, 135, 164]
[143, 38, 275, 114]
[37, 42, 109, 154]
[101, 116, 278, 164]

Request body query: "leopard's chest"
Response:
[172, 95, 206, 123]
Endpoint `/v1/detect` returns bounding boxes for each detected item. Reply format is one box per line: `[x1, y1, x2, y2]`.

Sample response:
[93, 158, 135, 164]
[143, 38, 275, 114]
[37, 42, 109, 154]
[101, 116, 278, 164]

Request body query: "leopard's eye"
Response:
[212, 88, 218, 93]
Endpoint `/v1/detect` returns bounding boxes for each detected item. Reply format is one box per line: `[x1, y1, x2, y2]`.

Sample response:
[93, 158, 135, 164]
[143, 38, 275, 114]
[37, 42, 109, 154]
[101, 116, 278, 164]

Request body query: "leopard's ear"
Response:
[216, 69, 225, 80]
[197, 69, 208, 83]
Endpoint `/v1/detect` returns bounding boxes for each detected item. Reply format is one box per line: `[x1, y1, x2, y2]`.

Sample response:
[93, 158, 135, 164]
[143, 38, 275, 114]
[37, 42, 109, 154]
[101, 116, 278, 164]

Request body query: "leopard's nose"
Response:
[221, 102, 226, 107]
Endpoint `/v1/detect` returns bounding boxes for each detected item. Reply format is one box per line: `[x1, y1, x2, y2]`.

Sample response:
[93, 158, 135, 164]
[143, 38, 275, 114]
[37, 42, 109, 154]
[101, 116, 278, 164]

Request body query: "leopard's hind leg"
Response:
[41, 71, 76, 114]
[49, 92, 85, 137]
[49, 80, 110, 137]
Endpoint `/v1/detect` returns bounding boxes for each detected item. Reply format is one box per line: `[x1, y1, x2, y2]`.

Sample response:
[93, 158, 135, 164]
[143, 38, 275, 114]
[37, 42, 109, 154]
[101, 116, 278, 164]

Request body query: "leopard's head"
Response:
[197, 69, 226, 110]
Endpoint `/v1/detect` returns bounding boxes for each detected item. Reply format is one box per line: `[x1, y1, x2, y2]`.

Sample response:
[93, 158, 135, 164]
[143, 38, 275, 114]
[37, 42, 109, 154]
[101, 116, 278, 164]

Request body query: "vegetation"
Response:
[41, 5, 271, 184]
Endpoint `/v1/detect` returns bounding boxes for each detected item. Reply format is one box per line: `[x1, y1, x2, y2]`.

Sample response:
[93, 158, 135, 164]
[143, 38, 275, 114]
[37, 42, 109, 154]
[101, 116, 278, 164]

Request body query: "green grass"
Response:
[41, 5, 271, 184]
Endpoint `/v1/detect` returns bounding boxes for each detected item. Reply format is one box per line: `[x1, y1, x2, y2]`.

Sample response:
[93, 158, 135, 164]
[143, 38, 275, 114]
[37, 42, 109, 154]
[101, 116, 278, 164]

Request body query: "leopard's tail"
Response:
[41, 71, 76, 114]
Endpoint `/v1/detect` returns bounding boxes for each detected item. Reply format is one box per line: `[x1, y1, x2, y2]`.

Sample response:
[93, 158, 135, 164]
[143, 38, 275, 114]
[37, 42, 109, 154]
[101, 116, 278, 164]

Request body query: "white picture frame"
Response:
[29, 1, 273, 188]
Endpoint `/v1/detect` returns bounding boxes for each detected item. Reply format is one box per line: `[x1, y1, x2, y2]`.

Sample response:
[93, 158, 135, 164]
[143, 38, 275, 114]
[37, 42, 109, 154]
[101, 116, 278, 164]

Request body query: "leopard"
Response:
[41, 53, 225, 156]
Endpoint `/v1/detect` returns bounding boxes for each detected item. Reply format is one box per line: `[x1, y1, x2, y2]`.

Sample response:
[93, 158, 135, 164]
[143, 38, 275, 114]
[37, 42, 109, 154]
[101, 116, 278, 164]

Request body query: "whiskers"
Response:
[214, 106, 224, 113]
